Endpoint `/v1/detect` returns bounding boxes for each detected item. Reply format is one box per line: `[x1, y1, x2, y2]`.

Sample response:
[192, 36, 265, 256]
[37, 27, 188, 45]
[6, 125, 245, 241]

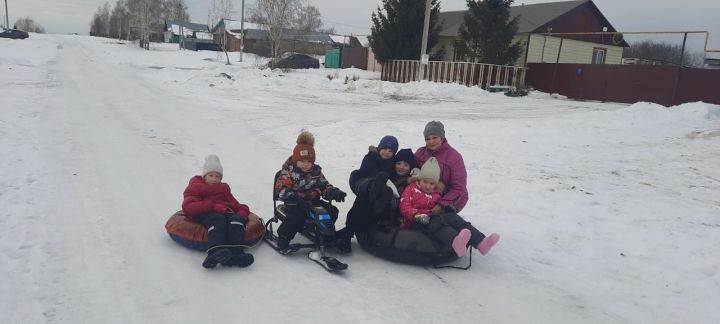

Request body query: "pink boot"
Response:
[452, 229, 472, 257]
[477, 233, 500, 256]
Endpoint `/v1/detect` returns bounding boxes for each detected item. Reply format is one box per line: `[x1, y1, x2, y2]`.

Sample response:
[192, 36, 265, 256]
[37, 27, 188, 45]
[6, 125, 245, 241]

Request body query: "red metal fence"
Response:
[382, 60, 527, 89]
[526, 63, 720, 106]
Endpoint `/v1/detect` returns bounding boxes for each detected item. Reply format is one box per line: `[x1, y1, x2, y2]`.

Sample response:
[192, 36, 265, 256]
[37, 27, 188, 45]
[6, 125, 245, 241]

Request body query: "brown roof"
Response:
[439, 0, 590, 36]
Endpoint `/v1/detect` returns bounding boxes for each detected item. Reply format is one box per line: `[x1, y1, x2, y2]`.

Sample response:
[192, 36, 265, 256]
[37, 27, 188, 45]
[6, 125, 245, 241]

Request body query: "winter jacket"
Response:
[414, 140, 468, 212]
[349, 146, 396, 191]
[398, 182, 441, 229]
[274, 162, 336, 205]
[182, 176, 250, 221]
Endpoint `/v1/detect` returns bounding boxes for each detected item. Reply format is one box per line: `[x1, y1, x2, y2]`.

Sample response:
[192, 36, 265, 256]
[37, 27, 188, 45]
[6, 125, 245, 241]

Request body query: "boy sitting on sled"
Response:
[273, 130, 347, 254]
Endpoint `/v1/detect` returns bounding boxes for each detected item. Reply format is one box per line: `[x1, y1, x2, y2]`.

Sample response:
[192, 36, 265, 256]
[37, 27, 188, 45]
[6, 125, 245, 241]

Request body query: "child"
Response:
[182, 154, 255, 268]
[398, 157, 500, 257]
[274, 131, 347, 253]
[349, 135, 398, 194]
[392, 148, 419, 194]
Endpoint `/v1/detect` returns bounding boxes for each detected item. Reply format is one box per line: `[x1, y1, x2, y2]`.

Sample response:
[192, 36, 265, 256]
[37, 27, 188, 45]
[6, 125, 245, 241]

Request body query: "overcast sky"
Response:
[4, 0, 720, 50]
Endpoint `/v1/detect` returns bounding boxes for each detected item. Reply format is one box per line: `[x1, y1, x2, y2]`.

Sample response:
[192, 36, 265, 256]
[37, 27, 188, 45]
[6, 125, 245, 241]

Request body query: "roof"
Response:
[166, 21, 209, 33]
[439, 0, 591, 36]
[211, 19, 333, 44]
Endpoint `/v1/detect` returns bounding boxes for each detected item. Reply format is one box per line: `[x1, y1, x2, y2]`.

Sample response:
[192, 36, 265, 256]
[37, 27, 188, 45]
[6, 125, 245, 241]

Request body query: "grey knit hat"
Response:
[423, 121, 445, 139]
[418, 157, 440, 183]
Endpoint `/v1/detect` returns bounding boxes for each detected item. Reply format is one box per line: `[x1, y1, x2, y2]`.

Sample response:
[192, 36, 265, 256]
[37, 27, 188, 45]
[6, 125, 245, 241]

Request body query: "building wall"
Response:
[516, 34, 623, 66]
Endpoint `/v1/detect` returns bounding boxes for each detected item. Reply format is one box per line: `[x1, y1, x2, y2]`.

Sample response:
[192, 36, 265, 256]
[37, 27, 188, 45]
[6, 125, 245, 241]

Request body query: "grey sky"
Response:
[4, 0, 720, 50]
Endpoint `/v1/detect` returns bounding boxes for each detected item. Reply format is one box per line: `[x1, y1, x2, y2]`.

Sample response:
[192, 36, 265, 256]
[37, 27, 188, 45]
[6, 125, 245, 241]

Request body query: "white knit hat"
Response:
[202, 154, 223, 178]
[418, 157, 440, 182]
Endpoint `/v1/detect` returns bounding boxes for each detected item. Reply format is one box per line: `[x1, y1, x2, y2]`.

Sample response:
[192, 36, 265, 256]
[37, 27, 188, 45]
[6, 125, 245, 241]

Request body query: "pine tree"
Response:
[457, 0, 521, 65]
[369, 0, 443, 64]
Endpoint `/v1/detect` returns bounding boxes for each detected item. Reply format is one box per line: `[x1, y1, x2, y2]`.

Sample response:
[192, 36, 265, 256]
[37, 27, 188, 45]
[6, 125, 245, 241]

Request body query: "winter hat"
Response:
[418, 157, 440, 183]
[394, 148, 418, 169]
[377, 135, 399, 153]
[423, 121, 445, 139]
[202, 154, 223, 178]
[292, 130, 316, 163]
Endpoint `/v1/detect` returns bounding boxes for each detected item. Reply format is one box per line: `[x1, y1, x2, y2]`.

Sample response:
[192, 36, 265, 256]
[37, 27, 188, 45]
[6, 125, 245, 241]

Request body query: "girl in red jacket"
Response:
[182, 154, 254, 269]
[399, 157, 499, 257]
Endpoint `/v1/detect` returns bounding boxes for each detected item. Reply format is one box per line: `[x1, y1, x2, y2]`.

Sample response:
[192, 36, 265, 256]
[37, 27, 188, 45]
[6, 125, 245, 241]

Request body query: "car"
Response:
[268, 53, 320, 69]
[0, 28, 29, 39]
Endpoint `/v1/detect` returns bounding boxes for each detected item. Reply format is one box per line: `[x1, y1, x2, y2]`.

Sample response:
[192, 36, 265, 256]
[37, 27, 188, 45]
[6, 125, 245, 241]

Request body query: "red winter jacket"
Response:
[182, 176, 250, 221]
[398, 182, 441, 229]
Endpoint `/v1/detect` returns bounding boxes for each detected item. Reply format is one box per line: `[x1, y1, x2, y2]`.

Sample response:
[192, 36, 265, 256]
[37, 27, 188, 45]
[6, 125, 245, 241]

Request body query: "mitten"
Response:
[385, 179, 400, 198]
[331, 188, 347, 202]
[414, 213, 430, 225]
[213, 204, 228, 214]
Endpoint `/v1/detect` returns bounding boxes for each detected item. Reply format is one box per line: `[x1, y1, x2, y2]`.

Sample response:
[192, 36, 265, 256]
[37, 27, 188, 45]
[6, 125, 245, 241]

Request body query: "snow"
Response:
[2, 34, 720, 323]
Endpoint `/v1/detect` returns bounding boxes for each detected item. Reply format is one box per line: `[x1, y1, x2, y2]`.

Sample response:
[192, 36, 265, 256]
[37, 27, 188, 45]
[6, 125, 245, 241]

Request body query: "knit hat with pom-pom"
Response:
[292, 130, 316, 163]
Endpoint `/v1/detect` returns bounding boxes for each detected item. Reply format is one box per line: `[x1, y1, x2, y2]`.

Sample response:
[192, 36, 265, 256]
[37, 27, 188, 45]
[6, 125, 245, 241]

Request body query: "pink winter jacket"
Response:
[398, 182, 441, 229]
[415, 140, 469, 212]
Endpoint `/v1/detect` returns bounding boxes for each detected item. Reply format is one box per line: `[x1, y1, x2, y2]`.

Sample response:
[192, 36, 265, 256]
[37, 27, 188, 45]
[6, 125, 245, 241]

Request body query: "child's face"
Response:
[379, 148, 394, 160]
[204, 172, 222, 185]
[418, 178, 437, 194]
[395, 161, 410, 176]
[424, 135, 443, 151]
[296, 160, 314, 172]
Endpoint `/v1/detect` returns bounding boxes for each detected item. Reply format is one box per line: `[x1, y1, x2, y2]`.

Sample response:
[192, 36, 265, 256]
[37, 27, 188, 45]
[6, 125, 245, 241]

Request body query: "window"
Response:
[592, 48, 606, 64]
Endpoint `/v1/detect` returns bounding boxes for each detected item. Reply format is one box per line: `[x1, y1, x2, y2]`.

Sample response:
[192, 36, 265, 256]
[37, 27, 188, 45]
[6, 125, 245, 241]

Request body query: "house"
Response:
[210, 19, 334, 56]
[705, 52, 720, 69]
[435, 0, 628, 66]
[164, 21, 209, 43]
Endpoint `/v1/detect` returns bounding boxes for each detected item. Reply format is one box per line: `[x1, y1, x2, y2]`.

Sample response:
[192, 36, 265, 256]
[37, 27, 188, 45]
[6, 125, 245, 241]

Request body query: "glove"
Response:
[414, 213, 430, 225]
[213, 204, 229, 214]
[329, 188, 346, 202]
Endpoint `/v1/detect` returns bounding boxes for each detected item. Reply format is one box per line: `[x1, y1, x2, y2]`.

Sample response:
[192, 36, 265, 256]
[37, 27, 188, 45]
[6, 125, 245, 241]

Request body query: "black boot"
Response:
[335, 235, 352, 255]
[277, 234, 292, 254]
[222, 248, 254, 267]
[202, 247, 232, 269]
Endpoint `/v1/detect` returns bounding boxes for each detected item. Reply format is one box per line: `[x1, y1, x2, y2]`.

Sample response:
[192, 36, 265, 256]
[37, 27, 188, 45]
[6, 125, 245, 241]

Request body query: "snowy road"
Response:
[2, 35, 720, 323]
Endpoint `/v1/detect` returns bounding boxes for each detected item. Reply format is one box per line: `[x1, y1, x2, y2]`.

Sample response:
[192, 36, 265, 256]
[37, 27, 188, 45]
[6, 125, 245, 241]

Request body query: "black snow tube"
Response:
[356, 224, 458, 266]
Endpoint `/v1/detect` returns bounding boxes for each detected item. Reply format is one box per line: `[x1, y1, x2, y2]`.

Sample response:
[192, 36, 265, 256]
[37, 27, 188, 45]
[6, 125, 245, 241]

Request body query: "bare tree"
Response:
[252, 0, 299, 58]
[127, 0, 163, 49]
[208, 0, 234, 30]
[109, 0, 130, 40]
[293, 4, 322, 32]
[164, 0, 190, 23]
[14, 17, 45, 33]
[624, 40, 704, 67]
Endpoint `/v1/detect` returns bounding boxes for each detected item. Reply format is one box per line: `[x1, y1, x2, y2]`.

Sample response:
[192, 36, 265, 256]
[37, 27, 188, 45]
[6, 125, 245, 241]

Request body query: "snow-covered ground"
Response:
[1, 34, 719, 324]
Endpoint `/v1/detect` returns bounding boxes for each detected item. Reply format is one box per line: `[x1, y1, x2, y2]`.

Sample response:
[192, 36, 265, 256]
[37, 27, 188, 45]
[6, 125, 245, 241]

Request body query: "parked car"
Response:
[0, 28, 29, 39]
[268, 53, 320, 69]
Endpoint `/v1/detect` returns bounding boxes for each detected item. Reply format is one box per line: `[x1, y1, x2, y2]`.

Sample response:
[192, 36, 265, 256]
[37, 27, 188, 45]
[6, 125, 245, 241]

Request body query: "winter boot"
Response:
[276, 234, 292, 254]
[221, 248, 255, 267]
[202, 247, 232, 269]
[477, 233, 500, 256]
[451, 229, 472, 257]
[335, 235, 352, 255]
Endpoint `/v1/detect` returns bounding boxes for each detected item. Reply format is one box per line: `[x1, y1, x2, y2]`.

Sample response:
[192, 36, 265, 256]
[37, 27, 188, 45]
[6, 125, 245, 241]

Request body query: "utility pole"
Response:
[418, 0, 432, 81]
[5, 0, 9, 29]
[239, 0, 244, 62]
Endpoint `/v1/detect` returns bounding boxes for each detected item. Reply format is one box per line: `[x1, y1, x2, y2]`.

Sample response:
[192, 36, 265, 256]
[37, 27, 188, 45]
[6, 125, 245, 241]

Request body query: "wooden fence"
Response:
[381, 60, 527, 89]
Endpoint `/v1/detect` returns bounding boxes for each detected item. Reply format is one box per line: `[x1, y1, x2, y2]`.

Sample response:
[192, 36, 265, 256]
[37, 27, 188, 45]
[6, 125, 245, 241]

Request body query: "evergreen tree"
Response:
[457, 0, 521, 65]
[369, 0, 442, 64]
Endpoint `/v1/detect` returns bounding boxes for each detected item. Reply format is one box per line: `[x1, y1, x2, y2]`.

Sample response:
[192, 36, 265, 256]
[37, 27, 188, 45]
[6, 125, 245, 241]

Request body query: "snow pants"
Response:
[198, 212, 246, 248]
[277, 200, 338, 240]
[418, 212, 486, 247]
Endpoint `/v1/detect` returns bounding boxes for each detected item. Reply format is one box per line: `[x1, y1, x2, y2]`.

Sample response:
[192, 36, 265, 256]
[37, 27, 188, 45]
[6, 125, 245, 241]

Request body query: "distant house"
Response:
[164, 21, 209, 43]
[435, 0, 628, 66]
[210, 19, 334, 56]
[705, 53, 720, 69]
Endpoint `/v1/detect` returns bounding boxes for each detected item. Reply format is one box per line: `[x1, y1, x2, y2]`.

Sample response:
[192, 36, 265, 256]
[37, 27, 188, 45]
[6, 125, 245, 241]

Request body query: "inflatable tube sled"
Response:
[356, 225, 458, 266]
[165, 211, 265, 251]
